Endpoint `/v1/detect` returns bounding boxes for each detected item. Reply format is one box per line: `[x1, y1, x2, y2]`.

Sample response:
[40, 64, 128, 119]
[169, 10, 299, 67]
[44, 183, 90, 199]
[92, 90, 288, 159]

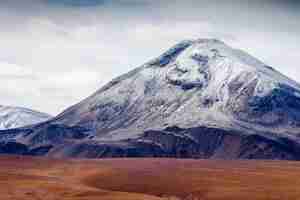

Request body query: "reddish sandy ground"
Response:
[1, 156, 300, 200]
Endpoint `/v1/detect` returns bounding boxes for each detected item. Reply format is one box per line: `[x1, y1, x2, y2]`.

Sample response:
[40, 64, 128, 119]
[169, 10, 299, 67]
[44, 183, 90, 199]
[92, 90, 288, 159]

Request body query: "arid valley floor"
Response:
[1, 156, 300, 200]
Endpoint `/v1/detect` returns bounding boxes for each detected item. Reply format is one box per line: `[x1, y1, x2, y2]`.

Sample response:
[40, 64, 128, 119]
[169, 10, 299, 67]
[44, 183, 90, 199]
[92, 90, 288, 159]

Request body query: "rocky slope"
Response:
[1, 38, 300, 160]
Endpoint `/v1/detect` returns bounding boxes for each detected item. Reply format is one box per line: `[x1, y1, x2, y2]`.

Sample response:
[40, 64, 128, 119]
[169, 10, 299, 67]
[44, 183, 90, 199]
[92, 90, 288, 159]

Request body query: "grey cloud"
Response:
[46, 0, 106, 6]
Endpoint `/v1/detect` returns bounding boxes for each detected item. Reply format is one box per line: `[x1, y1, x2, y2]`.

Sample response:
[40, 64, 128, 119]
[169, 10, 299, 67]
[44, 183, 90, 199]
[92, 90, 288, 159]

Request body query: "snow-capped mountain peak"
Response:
[54, 39, 300, 140]
[0, 106, 52, 130]
[4, 38, 300, 160]
[156, 39, 299, 93]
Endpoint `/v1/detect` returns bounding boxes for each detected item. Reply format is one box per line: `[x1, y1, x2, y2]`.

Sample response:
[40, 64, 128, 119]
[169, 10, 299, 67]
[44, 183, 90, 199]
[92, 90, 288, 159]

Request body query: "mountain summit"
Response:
[55, 39, 300, 139]
[2, 39, 300, 160]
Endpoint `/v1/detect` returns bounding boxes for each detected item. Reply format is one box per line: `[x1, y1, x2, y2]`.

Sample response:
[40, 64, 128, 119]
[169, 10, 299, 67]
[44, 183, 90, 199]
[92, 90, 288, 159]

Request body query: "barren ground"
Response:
[1, 156, 300, 200]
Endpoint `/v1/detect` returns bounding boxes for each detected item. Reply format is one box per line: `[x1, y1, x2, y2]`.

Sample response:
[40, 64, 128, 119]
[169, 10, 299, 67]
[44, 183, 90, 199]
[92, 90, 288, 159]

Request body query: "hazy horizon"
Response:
[1, 0, 300, 115]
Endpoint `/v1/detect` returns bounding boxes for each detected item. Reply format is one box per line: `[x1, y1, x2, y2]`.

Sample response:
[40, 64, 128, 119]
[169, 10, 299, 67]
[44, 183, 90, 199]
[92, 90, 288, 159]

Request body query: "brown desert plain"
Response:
[1, 156, 300, 200]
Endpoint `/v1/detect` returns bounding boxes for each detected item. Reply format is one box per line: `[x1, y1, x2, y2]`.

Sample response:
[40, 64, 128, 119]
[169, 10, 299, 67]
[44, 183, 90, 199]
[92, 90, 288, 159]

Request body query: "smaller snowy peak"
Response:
[0, 106, 52, 130]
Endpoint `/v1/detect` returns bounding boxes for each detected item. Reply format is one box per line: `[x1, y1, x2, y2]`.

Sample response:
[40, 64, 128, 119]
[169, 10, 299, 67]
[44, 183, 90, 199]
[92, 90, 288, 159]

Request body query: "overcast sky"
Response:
[0, 0, 300, 115]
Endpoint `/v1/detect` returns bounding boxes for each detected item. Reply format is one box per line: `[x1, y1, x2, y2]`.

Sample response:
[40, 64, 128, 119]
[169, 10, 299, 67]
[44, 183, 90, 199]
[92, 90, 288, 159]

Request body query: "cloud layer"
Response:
[0, 0, 299, 115]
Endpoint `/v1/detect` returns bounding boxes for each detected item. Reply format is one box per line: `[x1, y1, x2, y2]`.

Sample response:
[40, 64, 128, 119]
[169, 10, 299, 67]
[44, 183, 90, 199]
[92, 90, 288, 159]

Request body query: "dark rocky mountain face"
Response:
[1, 39, 300, 160]
[1, 125, 299, 160]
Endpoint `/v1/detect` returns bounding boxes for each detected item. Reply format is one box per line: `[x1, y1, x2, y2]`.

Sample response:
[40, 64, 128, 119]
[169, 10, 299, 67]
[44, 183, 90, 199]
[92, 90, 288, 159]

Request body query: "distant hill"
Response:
[0, 105, 51, 130]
